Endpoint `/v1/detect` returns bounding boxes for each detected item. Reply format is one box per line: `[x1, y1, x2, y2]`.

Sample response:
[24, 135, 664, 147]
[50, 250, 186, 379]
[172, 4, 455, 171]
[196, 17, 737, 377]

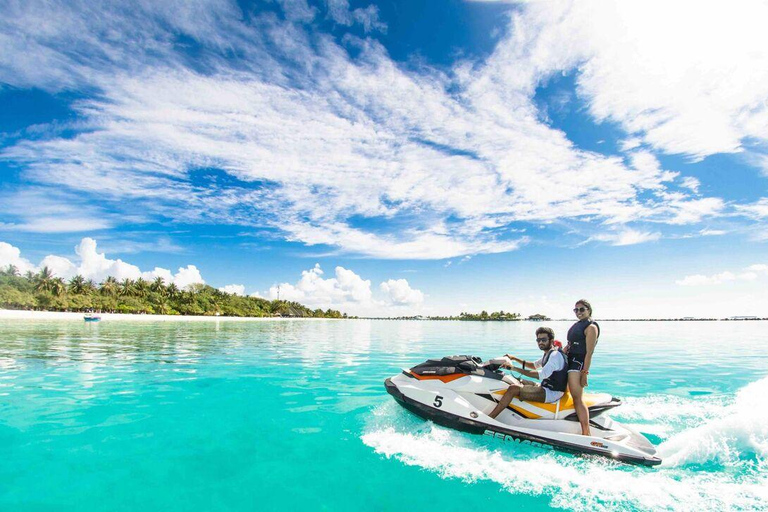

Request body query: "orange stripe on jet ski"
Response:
[508, 405, 541, 419]
[408, 372, 467, 383]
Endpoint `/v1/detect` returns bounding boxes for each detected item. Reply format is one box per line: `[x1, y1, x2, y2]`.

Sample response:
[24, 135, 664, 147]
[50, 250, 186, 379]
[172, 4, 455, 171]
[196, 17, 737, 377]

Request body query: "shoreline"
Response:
[0, 309, 325, 322]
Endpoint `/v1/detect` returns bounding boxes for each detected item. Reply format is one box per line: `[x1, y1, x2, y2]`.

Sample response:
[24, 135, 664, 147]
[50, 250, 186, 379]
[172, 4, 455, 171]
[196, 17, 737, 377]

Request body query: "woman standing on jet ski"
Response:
[566, 299, 599, 436]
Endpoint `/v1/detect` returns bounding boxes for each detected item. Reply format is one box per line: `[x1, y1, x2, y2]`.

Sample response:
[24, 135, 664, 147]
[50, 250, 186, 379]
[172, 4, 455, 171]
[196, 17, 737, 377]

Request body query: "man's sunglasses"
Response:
[536, 337, 550, 342]
[573, 307, 588, 313]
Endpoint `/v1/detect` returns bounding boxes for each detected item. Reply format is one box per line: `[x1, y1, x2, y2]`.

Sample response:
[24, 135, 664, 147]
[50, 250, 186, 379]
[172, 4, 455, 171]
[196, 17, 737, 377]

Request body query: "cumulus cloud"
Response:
[0, 238, 205, 289]
[266, 263, 424, 314]
[380, 279, 424, 306]
[171, 265, 205, 289]
[268, 263, 372, 306]
[219, 284, 245, 295]
[0, 0, 759, 260]
[0, 242, 37, 274]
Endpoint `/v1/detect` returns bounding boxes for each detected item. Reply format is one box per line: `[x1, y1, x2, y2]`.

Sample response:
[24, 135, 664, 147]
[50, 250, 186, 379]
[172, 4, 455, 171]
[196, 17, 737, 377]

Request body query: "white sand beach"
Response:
[0, 309, 314, 322]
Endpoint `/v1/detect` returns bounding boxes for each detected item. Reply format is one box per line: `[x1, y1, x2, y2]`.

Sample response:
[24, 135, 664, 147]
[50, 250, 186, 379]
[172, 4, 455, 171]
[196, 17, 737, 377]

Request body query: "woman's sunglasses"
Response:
[573, 307, 588, 313]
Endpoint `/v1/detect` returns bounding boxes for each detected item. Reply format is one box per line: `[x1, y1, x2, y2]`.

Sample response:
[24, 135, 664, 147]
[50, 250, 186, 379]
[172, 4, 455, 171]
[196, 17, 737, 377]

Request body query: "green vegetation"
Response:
[457, 310, 521, 321]
[0, 265, 345, 318]
[526, 313, 551, 321]
[409, 310, 522, 321]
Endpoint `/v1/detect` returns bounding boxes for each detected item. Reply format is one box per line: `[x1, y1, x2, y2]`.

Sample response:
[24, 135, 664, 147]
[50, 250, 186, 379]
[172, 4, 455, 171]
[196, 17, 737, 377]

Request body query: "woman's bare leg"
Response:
[568, 372, 590, 435]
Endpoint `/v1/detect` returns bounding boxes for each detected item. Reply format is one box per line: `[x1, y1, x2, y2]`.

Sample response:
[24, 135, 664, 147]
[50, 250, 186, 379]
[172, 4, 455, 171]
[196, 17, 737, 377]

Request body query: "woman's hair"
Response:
[575, 299, 593, 316]
[535, 326, 555, 341]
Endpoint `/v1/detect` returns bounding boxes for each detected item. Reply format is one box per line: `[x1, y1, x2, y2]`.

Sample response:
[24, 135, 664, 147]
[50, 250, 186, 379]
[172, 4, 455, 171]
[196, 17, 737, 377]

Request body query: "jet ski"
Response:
[385, 355, 661, 466]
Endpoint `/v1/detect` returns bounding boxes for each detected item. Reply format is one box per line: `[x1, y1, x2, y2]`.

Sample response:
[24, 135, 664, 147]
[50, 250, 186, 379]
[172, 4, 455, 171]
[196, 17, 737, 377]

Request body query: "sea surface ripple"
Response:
[1, 318, 766, 511]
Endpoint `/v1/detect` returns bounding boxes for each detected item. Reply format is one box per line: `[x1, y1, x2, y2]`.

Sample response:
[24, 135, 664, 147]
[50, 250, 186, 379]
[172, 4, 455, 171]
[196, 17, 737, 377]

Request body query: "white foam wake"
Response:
[363, 377, 768, 511]
[615, 393, 727, 427]
[659, 376, 768, 468]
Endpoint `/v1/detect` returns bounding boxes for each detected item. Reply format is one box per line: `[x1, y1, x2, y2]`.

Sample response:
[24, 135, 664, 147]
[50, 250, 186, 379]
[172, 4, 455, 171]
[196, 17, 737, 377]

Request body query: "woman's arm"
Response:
[581, 324, 598, 387]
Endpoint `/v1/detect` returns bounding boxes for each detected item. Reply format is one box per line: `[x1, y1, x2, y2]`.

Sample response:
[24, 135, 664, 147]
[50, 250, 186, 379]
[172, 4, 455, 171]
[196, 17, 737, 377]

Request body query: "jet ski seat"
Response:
[494, 390, 621, 419]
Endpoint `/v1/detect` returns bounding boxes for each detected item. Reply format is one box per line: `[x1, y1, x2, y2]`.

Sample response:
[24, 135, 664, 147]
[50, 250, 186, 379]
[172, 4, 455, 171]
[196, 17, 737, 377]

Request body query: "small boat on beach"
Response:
[84, 313, 101, 322]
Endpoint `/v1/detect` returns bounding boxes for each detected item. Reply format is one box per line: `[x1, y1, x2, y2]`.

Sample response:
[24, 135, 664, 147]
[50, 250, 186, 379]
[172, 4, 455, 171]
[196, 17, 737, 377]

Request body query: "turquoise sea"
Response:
[1, 318, 766, 511]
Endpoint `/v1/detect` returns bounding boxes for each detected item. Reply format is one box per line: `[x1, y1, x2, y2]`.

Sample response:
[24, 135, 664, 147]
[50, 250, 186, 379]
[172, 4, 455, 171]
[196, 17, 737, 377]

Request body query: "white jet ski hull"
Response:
[385, 362, 661, 466]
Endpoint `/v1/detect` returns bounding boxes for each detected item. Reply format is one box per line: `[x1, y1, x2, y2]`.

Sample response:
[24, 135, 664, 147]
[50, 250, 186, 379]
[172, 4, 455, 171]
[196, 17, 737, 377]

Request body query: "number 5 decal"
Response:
[433, 395, 443, 408]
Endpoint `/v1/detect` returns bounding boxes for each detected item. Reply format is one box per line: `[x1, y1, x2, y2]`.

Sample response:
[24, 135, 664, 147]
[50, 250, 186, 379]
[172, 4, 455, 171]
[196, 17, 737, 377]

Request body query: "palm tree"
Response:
[167, 282, 180, 299]
[3, 264, 19, 277]
[34, 267, 55, 293]
[119, 278, 135, 297]
[134, 277, 150, 298]
[68, 275, 87, 294]
[100, 276, 118, 296]
[150, 276, 166, 295]
[51, 277, 66, 297]
[84, 279, 97, 294]
[156, 297, 170, 314]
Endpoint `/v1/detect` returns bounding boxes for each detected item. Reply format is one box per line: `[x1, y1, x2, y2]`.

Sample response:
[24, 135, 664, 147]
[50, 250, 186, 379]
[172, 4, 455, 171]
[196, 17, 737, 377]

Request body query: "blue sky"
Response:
[1, 0, 768, 318]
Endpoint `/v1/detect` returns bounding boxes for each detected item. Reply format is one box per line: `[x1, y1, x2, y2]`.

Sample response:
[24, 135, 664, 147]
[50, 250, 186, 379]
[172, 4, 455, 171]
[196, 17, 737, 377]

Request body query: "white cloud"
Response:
[276, 0, 317, 23]
[219, 284, 245, 296]
[592, 228, 661, 246]
[620, 138, 642, 151]
[162, 265, 204, 289]
[507, 0, 768, 160]
[0, 189, 116, 234]
[268, 263, 372, 306]
[326, 0, 386, 32]
[38, 254, 77, 279]
[2, 217, 112, 233]
[736, 199, 768, 220]
[662, 197, 725, 226]
[0, 237, 205, 288]
[0, 0, 756, 260]
[380, 279, 424, 306]
[676, 264, 768, 286]
[0, 242, 37, 274]
[680, 177, 701, 194]
[265, 263, 426, 314]
[746, 264, 768, 275]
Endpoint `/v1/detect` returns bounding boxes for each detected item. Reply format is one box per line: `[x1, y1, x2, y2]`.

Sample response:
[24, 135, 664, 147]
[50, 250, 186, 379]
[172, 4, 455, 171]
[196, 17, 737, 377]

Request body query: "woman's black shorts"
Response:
[567, 353, 585, 373]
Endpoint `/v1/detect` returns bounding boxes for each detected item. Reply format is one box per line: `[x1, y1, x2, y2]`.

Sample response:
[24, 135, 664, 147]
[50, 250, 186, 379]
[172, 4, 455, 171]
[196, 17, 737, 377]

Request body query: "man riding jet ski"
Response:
[487, 327, 568, 419]
[384, 344, 661, 465]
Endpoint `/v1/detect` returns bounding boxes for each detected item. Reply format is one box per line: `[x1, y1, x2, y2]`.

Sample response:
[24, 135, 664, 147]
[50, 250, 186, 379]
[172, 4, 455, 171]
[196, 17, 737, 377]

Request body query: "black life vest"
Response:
[540, 348, 568, 392]
[566, 319, 600, 356]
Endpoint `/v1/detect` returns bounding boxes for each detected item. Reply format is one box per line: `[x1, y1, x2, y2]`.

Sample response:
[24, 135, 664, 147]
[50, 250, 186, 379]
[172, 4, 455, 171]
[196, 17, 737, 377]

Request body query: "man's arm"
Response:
[505, 363, 540, 380]
[504, 354, 537, 371]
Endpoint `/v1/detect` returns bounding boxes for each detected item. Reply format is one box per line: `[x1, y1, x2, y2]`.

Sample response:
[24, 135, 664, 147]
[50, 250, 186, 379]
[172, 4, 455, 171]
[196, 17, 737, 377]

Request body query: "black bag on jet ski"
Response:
[410, 355, 482, 376]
